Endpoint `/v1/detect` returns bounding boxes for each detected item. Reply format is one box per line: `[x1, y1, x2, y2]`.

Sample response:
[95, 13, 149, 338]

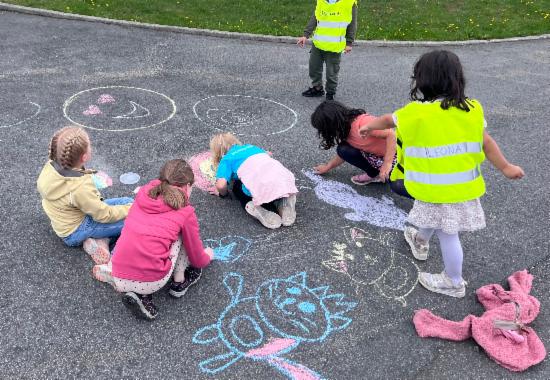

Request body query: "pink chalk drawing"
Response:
[322, 227, 419, 307]
[83, 105, 102, 116]
[92, 171, 113, 190]
[97, 94, 115, 104]
[189, 151, 216, 192]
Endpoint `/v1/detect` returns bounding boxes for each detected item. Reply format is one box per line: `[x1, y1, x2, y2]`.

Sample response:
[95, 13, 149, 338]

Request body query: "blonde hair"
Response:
[49, 127, 90, 170]
[149, 159, 195, 210]
[209, 132, 241, 166]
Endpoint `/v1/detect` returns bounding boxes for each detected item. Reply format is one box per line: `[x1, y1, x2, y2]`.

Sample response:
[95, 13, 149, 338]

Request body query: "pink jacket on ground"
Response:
[413, 270, 546, 372]
[112, 180, 211, 282]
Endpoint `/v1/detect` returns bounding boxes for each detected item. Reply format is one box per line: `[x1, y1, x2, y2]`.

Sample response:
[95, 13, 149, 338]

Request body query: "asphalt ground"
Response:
[0, 10, 549, 380]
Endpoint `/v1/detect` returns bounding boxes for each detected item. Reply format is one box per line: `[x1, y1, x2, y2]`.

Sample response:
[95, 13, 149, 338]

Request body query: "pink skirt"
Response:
[237, 153, 298, 206]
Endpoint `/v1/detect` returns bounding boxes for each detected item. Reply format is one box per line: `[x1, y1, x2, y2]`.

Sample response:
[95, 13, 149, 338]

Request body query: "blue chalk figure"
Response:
[206, 236, 252, 263]
[193, 272, 357, 380]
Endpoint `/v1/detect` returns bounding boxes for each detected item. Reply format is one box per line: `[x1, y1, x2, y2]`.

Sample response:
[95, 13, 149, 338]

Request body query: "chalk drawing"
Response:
[205, 236, 252, 263]
[0, 101, 40, 129]
[193, 272, 356, 379]
[189, 151, 216, 192]
[193, 95, 298, 137]
[92, 171, 113, 190]
[322, 227, 419, 307]
[63, 86, 176, 132]
[302, 170, 407, 231]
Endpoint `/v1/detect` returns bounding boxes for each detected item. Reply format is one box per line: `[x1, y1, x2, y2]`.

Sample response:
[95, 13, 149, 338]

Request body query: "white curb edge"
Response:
[1, 2, 549, 47]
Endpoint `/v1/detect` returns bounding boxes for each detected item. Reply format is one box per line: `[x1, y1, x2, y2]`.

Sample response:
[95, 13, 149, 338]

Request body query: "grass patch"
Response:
[4, 0, 550, 41]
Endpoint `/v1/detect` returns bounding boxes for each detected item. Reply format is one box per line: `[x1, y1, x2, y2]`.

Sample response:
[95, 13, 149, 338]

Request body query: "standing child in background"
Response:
[297, 0, 357, 101]
[210, 133, 298, 229]
[102, 159, 213, 321]
[359, 50, 524, 298]
[37, 127, 132, 265]
[311, 100, 396, 185]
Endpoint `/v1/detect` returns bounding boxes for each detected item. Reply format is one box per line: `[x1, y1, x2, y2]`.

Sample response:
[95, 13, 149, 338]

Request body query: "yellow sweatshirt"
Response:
[36, 161, 131, 237]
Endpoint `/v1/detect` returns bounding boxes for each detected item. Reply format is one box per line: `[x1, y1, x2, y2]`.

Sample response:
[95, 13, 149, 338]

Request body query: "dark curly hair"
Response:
[410, 50, 473, 112]
[311, 101, 365, 150]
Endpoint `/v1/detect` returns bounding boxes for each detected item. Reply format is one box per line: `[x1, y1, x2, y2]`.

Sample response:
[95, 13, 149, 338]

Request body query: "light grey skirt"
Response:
[407, 198, 486, 234]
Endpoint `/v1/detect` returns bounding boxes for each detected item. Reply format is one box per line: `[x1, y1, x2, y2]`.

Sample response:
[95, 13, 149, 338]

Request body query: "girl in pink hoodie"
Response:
[96, 159, 213, 320]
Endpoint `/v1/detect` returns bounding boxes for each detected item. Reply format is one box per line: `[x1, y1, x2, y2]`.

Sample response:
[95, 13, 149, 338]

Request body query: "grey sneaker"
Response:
[418, 272, 467, 298]
[245, 202, 282, 229]
[404, 226, 429, 261]
[276, 194, 297, 226]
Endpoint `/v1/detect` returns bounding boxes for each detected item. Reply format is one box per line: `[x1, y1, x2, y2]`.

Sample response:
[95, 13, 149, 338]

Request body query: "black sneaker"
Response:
[169, 267, 203, 298]
[302, 86, 325, 97]
[326, 93, 335, 100]
[122, 292, 158, 321]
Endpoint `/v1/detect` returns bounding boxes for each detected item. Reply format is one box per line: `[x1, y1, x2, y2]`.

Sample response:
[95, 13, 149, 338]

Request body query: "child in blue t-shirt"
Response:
[209, 133, 298, 229]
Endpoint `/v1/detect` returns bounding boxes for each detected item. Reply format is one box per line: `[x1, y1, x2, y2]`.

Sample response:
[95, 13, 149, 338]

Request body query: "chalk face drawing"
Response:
[0, 101, 40, 129]
[193, 95, 298, 137]
[189, 151, 216, 192]
[322, 227, 419, 306]
[193, 272, 356, 379]
[92, 171, 113, 190]
[302, 170, 407, 231]
[63, 86, 176, 132]
[205, 236, 252, 263]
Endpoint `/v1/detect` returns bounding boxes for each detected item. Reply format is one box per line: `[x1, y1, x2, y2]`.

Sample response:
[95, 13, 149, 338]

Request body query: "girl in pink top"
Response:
[311, 100, 397, 186]
[95, 159, 213, 321]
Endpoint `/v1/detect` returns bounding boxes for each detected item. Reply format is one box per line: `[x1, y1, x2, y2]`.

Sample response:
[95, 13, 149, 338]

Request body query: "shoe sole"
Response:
[83, 239, 110, 265]
[418, 275, 465, 298]
[168, 271, 202, 298]
[404, 229, 428, 261]
[122, 293, 156, 320]
[280, 195, 297, 227]
[245, 203, 282, 229]
[350, 177, 382, 186]
[92, 264, 114, 284]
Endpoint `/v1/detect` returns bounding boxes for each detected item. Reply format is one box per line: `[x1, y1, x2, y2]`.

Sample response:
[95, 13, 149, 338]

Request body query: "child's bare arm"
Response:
[483, 131, 524, 179]
[314, 155, 344, 175]
[210, 178, 229, 196]
[359, 114, 396, 137]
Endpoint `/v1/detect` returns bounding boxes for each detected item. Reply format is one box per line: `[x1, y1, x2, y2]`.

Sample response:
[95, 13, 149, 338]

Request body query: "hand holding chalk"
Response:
[204, 247, 214, 260]
[314, 164, 331, 175]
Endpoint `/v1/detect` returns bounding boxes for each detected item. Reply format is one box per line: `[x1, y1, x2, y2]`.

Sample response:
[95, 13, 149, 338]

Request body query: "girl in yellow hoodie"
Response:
[37, 127, 132, 264]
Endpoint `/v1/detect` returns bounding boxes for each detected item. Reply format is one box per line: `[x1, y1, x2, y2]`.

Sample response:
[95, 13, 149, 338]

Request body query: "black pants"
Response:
[231, 180, 278, 213]
[337, 142, 413, 199]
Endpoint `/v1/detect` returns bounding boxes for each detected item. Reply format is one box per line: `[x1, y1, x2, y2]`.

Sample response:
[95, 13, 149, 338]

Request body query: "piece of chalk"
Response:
[133, 186, 141, 194]
[120, 172, 140, 185]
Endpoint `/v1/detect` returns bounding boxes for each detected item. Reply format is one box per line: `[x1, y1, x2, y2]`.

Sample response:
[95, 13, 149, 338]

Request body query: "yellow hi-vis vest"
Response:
[313, 0, 356, 53]
[390, 100, 486, 203]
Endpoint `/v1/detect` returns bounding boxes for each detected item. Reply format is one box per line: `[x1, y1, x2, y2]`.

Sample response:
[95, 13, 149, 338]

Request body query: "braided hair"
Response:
[49, 127, 91, 170]
[149, 159, 195, 210]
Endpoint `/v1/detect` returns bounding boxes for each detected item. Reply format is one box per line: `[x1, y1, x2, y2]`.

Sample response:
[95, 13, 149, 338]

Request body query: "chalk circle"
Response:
[0, 101, 40, 129]
[120, 172, 140, 185]
[63, 86, 177, 132]
[193, 95, 298, 137]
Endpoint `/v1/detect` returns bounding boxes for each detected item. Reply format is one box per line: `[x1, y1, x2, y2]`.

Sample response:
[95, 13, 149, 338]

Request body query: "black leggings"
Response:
[336, 141, 380, 178]
[389, 179, 413, 199]
[231, 180, 279, 213]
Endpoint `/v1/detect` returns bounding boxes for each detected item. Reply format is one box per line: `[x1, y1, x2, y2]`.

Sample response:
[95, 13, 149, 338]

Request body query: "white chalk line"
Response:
[0, 101, 40, 129]
[63, 85, 177, 132]
[192, 94, 298, 137]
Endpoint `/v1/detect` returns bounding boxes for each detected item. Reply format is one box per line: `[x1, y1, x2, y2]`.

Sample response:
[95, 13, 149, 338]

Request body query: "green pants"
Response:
[309, 44, 342, 95]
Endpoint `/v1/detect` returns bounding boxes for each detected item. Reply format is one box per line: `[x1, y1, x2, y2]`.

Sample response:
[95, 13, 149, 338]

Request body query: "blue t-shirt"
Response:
[216, 144, 265, 196]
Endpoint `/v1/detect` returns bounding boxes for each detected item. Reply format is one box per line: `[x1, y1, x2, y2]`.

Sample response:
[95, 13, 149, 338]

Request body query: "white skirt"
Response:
[407, 198, 486, 234]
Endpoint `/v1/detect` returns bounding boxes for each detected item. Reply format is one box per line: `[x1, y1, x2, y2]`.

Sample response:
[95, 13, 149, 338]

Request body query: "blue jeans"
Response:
[63, 197, 133, 247]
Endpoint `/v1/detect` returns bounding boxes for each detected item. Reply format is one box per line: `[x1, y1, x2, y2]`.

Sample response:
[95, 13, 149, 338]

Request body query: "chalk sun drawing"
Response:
[193, 95, 298, 137]
[193, 272, 356, 380]
[0, 101, 41, 129]
[205, 236, 252, 263]
[322, 227, 419, 307]
[302, 170, 407, 230]
[63, 86, 176, 132]
[189, 151, 216, 192]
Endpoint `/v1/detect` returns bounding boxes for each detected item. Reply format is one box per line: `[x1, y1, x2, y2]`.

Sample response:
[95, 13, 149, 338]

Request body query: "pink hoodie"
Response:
[111, 180, 211, 282]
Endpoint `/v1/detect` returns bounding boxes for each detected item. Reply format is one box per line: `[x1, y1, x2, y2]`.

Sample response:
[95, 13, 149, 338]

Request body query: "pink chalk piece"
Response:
[133, 186, 141, 194]
[246, 338, 296, 358]
[97, 94, 115, 104]
[189, 151, 216, 192]
[83, 105, 102, 115]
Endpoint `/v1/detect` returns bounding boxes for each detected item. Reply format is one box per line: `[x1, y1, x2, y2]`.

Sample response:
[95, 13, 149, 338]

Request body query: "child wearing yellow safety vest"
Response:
[359, 50, 524, 298]
[297, 0, 357, 101]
